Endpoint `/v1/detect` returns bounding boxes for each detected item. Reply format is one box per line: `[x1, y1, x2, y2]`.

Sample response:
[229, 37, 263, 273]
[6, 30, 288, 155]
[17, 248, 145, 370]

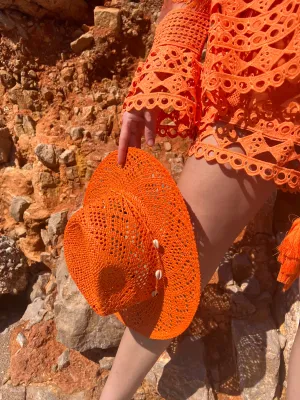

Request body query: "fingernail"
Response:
[148, 139, 154, 146]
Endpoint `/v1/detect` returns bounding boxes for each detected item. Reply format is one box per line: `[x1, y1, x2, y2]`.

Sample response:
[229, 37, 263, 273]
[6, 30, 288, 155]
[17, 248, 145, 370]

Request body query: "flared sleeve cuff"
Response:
[122, 6, 210, 139]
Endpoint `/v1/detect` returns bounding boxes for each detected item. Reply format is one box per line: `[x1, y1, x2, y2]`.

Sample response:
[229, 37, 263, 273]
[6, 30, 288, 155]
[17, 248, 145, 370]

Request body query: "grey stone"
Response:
[10, 196, 31, 222]
[41, 229, 51, 246]
[0, 127, 12, 163]
[34, 144, 58, 169]
[281, 282, 300, 389]
[0, 236, 28, 295]
[48, 211, 68, 240]
[232, 315, 280, 400]
[71, 32, 94, 54]
[21, 297, 47, 328]
[66, 166, 78, 180]
[30, 273, 51, 302]
[99, 356, 114, 370]
[94, 7, 121, 33]
[59, 149, 76, 166]
[0, 384, 25, 400]
[16, 332, 27, 347]
[69, 127, 84, 141]
[57, 349, 70, 370]
[22, 115, 36, 136]
[39, 172, 56, 189]
[26, 386, 60, 400]
[150, 336, 213, 399]
[54, 249, 125, 352]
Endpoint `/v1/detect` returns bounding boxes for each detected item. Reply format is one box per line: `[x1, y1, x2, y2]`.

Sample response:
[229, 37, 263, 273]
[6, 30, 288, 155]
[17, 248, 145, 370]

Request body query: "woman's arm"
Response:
[118, 0, 211, 165]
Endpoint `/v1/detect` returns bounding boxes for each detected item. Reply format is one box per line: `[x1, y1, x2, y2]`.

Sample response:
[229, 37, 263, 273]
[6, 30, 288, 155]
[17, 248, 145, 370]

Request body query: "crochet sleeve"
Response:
[122, 0, 211, 139]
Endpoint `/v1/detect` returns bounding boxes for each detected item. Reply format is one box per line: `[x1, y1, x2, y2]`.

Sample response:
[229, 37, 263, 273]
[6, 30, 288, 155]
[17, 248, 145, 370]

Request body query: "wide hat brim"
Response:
[68, 148, 201, 340]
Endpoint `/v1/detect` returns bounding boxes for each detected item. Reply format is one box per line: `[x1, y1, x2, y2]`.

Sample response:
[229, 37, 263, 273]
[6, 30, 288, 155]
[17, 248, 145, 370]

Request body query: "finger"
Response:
[128, 119, 143, 148]
[118, 120, 131, 165]
[144, 109, 157, 147]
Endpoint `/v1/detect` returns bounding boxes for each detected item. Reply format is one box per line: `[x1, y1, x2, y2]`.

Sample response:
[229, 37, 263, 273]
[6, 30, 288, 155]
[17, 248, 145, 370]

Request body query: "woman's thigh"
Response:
[177, 155, 276, 287]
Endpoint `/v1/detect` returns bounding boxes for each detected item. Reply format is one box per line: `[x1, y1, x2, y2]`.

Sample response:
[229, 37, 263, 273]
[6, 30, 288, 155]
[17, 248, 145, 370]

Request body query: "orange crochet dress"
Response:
[123, 0, 300, 287]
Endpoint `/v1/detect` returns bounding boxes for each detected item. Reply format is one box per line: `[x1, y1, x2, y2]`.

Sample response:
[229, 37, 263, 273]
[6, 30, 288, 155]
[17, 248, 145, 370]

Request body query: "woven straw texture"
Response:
[64, 148, 201, 339]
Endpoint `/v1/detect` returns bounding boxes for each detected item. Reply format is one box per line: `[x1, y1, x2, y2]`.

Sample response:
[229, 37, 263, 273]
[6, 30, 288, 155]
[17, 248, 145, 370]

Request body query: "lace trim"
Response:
[202, 0, 300, 100]
[123, 7, 210, 138]
[189, 142, 300, 192]
[189, 134, 300, 193]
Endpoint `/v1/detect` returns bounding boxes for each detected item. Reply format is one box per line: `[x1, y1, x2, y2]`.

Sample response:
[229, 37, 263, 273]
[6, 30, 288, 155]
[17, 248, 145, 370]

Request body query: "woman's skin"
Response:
[99, 109, 300, 400]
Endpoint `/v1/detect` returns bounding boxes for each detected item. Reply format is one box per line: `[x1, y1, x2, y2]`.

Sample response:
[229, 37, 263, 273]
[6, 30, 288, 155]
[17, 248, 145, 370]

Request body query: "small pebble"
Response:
[57, 349, 70, 370]
[16, 332, 27, 347]
[164, 142, 172, 151]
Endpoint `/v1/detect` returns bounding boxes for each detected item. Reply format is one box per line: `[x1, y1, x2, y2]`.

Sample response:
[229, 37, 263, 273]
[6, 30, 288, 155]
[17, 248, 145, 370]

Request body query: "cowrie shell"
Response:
[153, 239, 159, 249]
[151, 290, 158, 297]
[155, 270, 163, 280]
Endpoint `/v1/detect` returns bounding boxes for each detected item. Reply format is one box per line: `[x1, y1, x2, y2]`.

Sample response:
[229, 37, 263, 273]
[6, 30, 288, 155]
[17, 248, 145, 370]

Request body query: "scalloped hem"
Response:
[188, 142, 300, 193]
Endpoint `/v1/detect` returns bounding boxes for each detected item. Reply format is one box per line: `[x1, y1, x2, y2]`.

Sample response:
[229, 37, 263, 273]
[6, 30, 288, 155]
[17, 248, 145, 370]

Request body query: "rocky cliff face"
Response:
[0, 2, 299, 400]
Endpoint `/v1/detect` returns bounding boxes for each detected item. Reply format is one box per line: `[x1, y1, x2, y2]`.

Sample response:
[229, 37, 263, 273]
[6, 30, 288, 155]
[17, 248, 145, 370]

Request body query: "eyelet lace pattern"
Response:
[123, 0, 299, 192]
[122, 3, 211, 138]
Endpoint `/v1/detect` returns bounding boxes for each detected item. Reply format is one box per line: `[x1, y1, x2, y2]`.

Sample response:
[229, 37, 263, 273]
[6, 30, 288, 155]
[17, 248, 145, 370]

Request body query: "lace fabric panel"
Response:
[188, 0, 300, 193]
[122, 0, 211, 138]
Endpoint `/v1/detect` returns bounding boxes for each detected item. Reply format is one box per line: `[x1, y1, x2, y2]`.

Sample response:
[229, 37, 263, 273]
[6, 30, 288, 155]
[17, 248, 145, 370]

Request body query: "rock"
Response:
[39, 171, 56, 189]
[99, 356, 114, 370]
[0, 385, 26, 400]
[34, 143, 58, 169]
[48, 210, 68, 237]
[16, 332, 27, 347]
[41, 229, 51, 246]
[94, 7, 121, 33]
[231, 291, 256, 317]
[0, 236, 28, 295]
[23, 203, 51, 230]
[232, 316, 280, 400]
[0, 127, 12, 163]
[59, 149, 76, 166]
[54, 249, 125, 352]
[26, 386, 60, 400]
[71, 32, 94, 54]
[217, 254, 233, 286]
[66, 166, 78, 180]
[232, 251, 253, 283]
[30, 273, 51, 301]
[0, 0, 88, 21]
[163, 141, 172, 151]
[57, 349, 70, 370]
[22, 115, 36, 136]
[149, 336, 213, 399]
[240, 277, 261, 297]
[40, 252, 54, 269]
[70, 126, 84, 141]
[21, 297, 47, 328]
[0, 70, 15, 88]
[10, 196, 32, 222]
[61, 66, 75, 82]
[0, 10, 15, 31]
[41, 87, 54, 102]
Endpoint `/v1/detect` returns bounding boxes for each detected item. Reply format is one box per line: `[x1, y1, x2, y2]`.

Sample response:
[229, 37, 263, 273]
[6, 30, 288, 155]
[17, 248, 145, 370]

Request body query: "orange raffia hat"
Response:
[63, 148, 201, 340]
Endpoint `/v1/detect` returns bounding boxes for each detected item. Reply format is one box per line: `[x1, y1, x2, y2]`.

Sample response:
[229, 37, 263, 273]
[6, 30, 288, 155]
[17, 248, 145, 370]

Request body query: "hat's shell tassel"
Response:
[277, 218, 300, 291]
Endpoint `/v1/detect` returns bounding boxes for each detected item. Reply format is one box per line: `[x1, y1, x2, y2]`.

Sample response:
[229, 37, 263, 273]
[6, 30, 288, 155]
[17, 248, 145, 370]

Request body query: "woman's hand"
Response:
[118, 108, 159, 165]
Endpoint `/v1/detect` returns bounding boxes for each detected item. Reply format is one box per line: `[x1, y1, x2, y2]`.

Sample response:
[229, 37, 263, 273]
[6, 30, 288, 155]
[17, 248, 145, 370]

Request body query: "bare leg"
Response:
[100, 155, 275, 400]
[287, 278, 300, 400]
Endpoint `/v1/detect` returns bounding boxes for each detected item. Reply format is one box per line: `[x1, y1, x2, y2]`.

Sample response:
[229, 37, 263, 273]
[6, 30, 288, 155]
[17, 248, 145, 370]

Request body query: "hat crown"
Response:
[64, 190, 164, 316]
